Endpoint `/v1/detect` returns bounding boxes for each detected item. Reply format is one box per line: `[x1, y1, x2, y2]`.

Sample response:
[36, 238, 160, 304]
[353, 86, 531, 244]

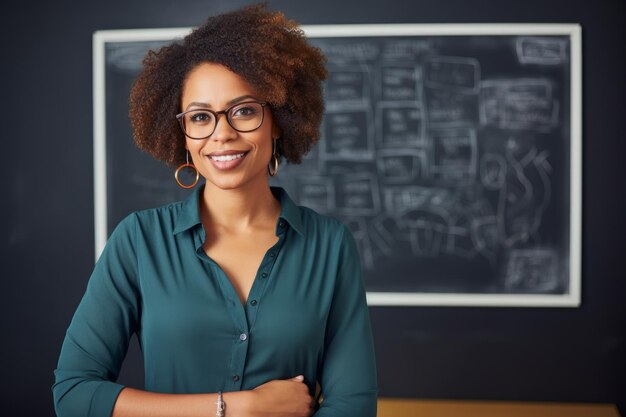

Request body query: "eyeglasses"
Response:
[176, 100, 267, 139]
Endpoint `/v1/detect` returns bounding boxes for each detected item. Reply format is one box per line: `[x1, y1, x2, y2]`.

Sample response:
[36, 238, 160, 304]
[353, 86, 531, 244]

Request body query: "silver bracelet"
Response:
[216, 391, 225, 417]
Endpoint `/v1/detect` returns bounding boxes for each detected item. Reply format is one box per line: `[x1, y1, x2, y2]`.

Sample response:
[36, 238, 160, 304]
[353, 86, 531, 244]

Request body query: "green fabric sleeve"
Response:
[52, 214, 140, 417]
[315, 224, 378, 416]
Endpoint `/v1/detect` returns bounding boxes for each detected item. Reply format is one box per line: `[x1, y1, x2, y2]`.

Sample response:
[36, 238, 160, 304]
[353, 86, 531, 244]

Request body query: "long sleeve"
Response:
[52, 214, 141, 417]
[315, 225, 378, 416]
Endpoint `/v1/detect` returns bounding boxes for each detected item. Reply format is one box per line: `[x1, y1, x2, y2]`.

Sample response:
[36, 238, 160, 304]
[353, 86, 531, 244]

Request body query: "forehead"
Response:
[181, 63, 256, 105]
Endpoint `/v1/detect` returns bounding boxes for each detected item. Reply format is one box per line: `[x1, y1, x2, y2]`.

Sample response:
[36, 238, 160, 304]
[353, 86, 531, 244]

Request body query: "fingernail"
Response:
[295, 375, 304, 381]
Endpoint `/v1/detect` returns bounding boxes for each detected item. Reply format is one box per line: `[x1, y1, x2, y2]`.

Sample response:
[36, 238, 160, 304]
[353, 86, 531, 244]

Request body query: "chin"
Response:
[208, 180, 243, 191]
[205, 175, 251, 191]
[203, 168, 268, 192]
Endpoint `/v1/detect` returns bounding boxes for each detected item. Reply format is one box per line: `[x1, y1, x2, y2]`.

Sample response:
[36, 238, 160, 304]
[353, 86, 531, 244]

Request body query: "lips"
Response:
[206, 150, 249, 170]
[207, 149, 249, 159]
[210, 152, 246, 162]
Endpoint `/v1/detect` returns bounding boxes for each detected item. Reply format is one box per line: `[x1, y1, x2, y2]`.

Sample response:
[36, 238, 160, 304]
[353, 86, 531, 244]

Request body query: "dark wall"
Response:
[2, 0, 624, 415]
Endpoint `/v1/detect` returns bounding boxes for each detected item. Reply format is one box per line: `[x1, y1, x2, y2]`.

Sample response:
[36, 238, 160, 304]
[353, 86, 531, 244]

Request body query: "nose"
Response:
[211, 112, 237, 142]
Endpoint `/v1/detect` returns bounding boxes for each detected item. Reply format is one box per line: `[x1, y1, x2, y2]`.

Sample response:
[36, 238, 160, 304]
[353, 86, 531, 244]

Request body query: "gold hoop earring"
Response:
[268, 138, 279, 177]
[175, 151, 200, 189]
[268, 154, 279, 177]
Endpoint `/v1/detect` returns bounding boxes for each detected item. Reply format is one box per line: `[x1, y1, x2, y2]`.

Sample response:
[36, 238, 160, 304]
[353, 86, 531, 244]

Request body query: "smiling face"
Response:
[180, 62, 280, 191]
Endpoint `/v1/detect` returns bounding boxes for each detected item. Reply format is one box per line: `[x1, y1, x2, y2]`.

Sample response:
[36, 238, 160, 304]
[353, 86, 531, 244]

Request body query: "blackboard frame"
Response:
[93, 24, 582, 307]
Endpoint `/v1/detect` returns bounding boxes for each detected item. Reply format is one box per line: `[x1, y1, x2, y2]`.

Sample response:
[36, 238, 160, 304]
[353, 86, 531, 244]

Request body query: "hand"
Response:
[249, 375, 313, 417]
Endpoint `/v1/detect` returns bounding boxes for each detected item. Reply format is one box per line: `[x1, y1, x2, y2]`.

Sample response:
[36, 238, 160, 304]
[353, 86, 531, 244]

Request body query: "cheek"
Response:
[185, 140, 204, 164]
[186, 138, 202, 153]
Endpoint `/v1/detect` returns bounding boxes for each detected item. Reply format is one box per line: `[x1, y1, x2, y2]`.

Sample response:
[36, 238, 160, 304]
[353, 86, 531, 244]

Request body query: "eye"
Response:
[188, 111, 214, 125]
[231, 103, 260, 119]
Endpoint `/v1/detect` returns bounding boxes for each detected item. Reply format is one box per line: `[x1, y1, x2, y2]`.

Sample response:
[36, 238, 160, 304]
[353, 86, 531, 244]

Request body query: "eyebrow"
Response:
[185, 95, 258, 111]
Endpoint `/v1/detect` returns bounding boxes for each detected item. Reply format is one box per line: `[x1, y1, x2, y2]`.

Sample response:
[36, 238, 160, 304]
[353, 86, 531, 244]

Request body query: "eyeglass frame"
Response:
[175, 100, 268, 139]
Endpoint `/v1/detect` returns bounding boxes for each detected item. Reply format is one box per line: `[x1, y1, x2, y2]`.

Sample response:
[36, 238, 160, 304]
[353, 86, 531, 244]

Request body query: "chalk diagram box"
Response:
[321, 105, 374, 160]
[376, 102, 425, 148]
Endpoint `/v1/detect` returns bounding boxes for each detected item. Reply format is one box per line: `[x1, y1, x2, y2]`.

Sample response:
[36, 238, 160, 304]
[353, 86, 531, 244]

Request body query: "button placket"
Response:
[245, 231, 286, 329]
[204, 262, 248, 392]
[230, 333, 248, 389]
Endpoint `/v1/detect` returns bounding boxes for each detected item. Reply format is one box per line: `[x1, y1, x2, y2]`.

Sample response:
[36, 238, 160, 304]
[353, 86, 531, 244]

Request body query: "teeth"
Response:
[211, 153, 245, 162]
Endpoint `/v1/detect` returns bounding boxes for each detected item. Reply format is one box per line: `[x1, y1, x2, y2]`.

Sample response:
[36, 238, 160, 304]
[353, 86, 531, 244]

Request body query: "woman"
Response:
[52, 4, 377, 417]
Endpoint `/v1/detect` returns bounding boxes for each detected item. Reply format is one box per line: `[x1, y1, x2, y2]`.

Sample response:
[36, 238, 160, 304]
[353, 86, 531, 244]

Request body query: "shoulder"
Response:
[111, 198, 189, 239]
[298, 205, 349, 240]
[295, 206, 360, 261]
[296, 207, 364, 292]
[274, 185, 348, 241]
[132, 200, 185, 225]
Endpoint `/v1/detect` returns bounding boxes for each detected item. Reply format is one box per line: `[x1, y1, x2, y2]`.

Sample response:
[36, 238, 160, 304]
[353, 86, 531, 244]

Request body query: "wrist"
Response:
[221, 390, 254, 417]
[216, 391, 224, 417]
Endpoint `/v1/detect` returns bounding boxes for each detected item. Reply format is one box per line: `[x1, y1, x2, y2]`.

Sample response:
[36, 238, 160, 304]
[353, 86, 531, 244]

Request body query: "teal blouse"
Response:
[52, 186, 378, 417]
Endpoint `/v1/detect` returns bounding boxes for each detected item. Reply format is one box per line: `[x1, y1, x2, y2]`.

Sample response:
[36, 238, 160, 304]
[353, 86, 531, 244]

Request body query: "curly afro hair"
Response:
[129, 3, 327, 167]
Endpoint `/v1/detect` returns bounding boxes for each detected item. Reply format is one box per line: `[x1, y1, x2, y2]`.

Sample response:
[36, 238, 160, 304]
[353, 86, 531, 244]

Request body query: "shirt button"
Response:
[279, 221, 285, 227]
[250, 300, 258, 306]
[261, 272, 268, 278]
[239, 333, 248, 341]
[232, 375, 240, 382]
[269, 252, 275, 258]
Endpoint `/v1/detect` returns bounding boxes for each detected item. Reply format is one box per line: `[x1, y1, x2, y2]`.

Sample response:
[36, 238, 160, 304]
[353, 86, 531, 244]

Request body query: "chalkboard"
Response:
[94, 24, 582, 307]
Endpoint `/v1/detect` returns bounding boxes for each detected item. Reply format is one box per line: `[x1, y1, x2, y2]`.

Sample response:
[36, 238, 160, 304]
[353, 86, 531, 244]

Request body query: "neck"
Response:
[200, 176, 280, 233]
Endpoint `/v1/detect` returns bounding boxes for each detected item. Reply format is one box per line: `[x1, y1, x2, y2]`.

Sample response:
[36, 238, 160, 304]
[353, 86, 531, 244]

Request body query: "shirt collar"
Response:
[173, 186, 203, 235]
[173, 185, 305, 237]
[271, 186, 305, 236]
